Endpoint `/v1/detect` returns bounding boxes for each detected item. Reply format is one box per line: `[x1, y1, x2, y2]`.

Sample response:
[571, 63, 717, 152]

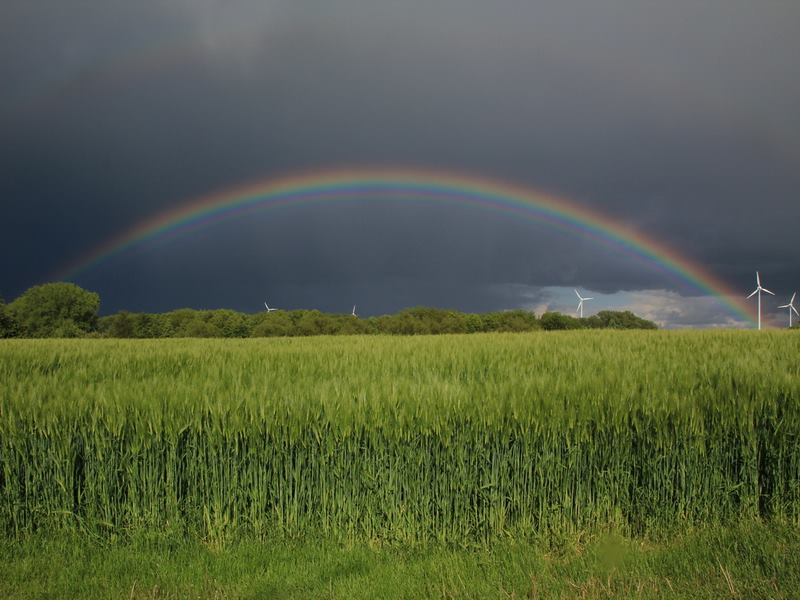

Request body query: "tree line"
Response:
[0, 282, 659, 339]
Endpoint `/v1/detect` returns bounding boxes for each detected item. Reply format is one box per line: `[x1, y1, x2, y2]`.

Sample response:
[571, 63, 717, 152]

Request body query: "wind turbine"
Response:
[264, 301, 278, 313]
[778, 293, 799, 328]
[351, 305, 358, 318]
[746, 271, 774, 330]
[574, 289, 593, 319]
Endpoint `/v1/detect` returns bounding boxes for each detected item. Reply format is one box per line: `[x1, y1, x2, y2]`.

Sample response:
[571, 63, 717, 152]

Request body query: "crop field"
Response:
[1, 331, 799, 550]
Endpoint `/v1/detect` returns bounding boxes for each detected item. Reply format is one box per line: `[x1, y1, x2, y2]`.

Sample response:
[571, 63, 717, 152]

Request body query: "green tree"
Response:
[8, 282, 100, 337]
[208, 310, 249, 337]
[295, 310, 335, 336]
[164, 309, 199, 335]
[464, 313, 485, 333]
[251, 312, 294, 337]
[593, 310, 657, 330]
[105, 311, 135, 338]
[493, 309, 540, 332]
[131, 313, 168, 338]
[540, 312, 582, 330]
[0, 296, 19, 338]
[175, 319, 221, 338]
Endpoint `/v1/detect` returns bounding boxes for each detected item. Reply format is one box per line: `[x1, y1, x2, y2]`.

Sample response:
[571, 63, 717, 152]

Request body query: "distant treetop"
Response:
[1, 282, 659, 338]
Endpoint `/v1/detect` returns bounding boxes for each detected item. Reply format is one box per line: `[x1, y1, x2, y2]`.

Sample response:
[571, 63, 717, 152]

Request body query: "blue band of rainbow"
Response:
[55, 167, 755, 324]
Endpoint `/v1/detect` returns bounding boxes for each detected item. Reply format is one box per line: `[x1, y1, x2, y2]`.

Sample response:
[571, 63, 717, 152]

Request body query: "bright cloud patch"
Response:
[617, 290, 752, 329]
[493, 285, 756, 329]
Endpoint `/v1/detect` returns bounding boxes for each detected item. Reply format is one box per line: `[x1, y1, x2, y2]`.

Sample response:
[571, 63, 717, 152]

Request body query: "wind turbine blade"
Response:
[779, 304, 791, 309]
[757, 271, 761, 286]
[792, 292, 797, 304]
[746, 289, 759, 299]
[762, 288, 775, 296]
[584, 297, 594, 301]
[264, 302, 269, 309]
[574, 289, 582, 299]
[793, 306, 800, 317]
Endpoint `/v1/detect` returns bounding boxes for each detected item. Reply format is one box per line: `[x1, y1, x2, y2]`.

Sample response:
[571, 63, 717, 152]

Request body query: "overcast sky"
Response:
[1, 1, 798, 327]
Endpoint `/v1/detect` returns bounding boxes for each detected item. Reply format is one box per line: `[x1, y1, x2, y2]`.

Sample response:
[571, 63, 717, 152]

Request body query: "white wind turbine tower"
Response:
[778, 293, 798, 328]
[574, 289, 593, 319]
[746, 271, 774, 330]
[264, 301, 278, 313]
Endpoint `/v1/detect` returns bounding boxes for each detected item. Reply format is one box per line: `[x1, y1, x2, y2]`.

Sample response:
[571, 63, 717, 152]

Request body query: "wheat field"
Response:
[1, 331, 798, 544]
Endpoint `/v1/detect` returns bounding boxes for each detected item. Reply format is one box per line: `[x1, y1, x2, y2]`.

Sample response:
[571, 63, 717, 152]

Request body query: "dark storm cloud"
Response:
[1, 1, 798, 323]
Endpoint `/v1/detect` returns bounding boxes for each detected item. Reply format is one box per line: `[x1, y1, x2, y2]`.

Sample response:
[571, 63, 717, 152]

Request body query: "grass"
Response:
[2, 522, 798, 599]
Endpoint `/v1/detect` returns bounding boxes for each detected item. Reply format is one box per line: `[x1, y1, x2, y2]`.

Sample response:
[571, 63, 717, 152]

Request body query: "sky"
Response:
[1, 0, 798, 327]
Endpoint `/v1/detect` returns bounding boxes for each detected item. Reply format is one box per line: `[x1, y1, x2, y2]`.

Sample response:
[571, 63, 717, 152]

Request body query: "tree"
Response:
[0, 296, 19, 338]
[295, 310, 336, 336]
[175, 319, 221, 338]
[493, 309, 540, 332]
[8, 282, 100, 337]
[102, 311, 135, 338]
[540, 312, 581, 330]
[208, 310, 249, 337]
[593, 310, 657, 330]
[94, 304, 658, 339]
[250, 311, 293, 337]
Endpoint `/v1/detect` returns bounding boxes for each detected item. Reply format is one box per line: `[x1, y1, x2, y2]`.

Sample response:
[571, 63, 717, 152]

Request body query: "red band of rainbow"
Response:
[54, 167, 755, 325]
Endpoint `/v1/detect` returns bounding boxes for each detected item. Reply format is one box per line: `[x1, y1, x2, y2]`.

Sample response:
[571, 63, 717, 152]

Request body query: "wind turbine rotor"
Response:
[575, 288, 594, 318]
[779, 292, 799, 326]
[747, 270, 773, 330]
[779, 302, 798, 312]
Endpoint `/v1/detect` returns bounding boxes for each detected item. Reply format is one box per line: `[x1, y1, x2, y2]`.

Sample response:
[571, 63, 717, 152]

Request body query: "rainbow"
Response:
[55, 167, 755, 324]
